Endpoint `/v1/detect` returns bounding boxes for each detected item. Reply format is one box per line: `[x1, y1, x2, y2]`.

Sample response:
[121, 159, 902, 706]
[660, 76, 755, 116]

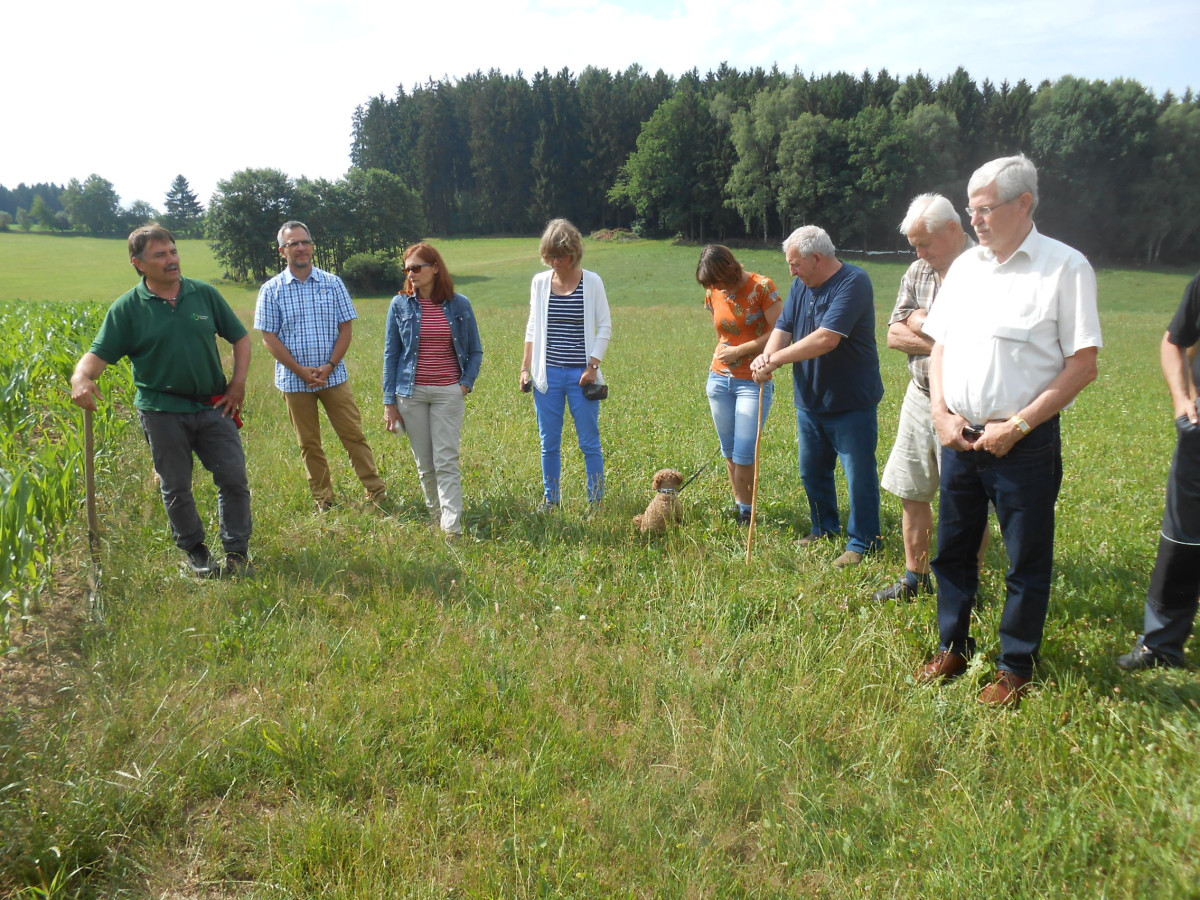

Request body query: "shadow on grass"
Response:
[262, 541, 466, 604]
[1028, 553, 1200, 716]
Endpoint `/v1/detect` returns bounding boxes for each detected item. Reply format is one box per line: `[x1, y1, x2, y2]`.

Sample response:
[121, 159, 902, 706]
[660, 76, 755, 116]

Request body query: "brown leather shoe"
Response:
[977, 671, 1031, 708]
[797, 532, 823, 548]
[915, 649, 968, 684]
[833, 550, 863, 569]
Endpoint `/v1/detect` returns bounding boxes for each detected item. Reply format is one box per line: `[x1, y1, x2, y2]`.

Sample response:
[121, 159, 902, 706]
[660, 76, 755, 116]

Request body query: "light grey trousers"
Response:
[395, 384, 466, 534]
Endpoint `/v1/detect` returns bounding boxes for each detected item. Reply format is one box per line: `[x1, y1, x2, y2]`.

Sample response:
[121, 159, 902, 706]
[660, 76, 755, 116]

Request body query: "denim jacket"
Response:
[382, 292, 484, 402]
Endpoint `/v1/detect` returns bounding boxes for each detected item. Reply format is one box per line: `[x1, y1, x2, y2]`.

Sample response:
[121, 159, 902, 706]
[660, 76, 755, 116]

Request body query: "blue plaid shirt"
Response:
[254, 266, 358, 393]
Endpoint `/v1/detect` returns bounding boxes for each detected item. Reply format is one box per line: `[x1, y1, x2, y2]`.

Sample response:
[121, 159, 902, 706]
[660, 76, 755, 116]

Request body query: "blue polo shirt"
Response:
[775, 262, 884, 413]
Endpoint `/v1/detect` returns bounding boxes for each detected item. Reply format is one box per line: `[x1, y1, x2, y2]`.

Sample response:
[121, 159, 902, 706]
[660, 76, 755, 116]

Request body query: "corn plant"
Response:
[0, 302, 132, 644]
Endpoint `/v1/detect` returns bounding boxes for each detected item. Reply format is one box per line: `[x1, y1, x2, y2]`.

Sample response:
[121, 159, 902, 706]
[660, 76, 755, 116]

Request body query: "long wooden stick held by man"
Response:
[84, 408, 103, 616]
[746, 382, 766, 563]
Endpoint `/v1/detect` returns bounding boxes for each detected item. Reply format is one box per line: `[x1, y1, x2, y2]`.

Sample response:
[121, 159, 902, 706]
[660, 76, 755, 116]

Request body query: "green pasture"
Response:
[0, 231, 1197, 897]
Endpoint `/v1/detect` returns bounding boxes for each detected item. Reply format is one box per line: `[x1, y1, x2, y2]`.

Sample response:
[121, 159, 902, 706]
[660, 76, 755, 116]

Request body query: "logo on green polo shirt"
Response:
[191, 314, 210, 321]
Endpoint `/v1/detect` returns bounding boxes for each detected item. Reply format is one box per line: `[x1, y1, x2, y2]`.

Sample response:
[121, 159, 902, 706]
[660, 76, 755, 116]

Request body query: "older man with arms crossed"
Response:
[873, 194, 978, 602]
[751, 225, 884, 569]
[915, 155, 1102, 706]
[255, 221, 386, 512]
[70, 224, 253, 578]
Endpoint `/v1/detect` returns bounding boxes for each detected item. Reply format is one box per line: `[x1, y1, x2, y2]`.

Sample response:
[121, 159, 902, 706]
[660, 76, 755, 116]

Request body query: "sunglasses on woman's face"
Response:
[405, 263, 434, 274]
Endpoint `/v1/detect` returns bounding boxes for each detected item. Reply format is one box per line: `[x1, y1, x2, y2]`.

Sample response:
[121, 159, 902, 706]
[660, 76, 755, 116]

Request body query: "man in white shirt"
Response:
[914, 155, 1103, 707]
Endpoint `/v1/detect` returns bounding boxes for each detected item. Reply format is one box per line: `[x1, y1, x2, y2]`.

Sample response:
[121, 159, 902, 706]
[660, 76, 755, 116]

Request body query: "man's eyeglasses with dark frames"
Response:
[964, 198, 1014, 218]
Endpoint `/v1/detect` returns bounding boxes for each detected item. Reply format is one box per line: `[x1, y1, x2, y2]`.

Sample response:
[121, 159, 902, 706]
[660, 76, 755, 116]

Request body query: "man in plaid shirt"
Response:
[873, 194, 976, 602]
[255, 221, 386, 511]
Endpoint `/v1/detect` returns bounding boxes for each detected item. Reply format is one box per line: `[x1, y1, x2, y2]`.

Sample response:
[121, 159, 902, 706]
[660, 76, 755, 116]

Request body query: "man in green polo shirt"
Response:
[70, 224, 254, 578]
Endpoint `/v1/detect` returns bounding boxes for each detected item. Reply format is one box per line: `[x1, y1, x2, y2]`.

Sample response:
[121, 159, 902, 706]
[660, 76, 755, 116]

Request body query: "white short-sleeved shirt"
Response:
[923, 225, 1103, 424]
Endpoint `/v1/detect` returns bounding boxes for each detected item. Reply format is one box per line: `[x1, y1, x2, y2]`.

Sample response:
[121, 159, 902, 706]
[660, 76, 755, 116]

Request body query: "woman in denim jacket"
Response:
[383, 242, 483, 535]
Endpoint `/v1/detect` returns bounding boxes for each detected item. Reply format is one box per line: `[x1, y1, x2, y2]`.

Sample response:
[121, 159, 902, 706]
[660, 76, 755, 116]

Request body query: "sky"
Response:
[5, 0, 1197, 211]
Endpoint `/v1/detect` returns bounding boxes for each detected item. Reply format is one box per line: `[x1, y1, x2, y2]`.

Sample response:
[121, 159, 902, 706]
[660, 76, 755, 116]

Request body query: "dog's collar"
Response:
[656, 488, 679, 495]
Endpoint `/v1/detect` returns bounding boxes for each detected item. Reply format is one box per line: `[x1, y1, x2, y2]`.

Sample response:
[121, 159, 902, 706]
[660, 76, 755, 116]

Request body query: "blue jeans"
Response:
[533, 365, 604, 504]
[795, 405, 881, 554]
[932, 416, 1062, 679]
[139, 409, 252, 554]
[707, 371, 773, 466]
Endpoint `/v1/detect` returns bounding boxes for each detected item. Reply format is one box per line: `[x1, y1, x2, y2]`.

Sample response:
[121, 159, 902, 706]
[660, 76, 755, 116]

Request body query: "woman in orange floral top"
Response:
[697, 245, 783, 525]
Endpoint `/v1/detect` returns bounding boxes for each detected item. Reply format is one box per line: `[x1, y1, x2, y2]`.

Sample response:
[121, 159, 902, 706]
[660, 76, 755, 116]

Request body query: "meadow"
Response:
[0, 230, 1197, 898]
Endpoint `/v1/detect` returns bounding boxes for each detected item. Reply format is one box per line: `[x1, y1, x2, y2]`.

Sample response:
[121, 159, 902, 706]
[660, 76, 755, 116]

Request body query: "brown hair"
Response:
[696, 244, 744, 289]
[404, 242, 455, 303]
[128, 223, 176, 261]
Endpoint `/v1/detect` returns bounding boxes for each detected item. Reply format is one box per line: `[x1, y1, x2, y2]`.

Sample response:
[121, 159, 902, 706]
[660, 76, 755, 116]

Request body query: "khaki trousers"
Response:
[284, 380, 384, 505]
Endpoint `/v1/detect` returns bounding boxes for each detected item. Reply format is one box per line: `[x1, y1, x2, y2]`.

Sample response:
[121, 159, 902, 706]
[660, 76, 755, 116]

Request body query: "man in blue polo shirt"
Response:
[255, 221, 385, 512]
[751, 225, 884, 568]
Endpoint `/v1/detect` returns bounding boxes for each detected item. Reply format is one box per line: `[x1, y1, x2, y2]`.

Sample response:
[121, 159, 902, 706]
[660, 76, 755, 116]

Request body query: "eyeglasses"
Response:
[964, 198, 1013, 218]
[405, 263, 434, 274]
[283, 239, 314, 249]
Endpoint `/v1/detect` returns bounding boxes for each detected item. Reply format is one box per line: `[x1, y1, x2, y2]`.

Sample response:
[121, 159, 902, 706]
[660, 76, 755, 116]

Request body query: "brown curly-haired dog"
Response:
[633, 469, 685, 532]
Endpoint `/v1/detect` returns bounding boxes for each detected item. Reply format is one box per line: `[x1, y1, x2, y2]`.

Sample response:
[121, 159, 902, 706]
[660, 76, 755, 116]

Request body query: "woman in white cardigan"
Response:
[519, 218, 612, 509]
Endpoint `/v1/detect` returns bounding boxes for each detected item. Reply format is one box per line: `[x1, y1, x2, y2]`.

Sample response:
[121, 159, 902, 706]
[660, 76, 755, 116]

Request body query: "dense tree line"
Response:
[0, 175, 205, 237]
[352, 65, 1200, 262]
[205, 168, 422, 283]
[0, 183, 66, 218]
[6, 66, 1196, 266]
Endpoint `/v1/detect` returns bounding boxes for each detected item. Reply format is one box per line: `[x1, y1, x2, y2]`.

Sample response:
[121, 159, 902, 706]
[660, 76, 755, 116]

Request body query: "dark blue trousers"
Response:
[932, 416, 1062, 679]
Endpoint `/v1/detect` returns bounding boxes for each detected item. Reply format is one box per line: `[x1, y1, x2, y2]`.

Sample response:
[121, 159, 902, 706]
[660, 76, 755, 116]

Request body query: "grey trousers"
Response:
[139, 409, 252, 554]
[395, 385, 466, 534]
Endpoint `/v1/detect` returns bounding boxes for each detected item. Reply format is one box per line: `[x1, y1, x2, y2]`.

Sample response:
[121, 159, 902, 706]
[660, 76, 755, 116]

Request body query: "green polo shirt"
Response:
[91, 277, 248, 412]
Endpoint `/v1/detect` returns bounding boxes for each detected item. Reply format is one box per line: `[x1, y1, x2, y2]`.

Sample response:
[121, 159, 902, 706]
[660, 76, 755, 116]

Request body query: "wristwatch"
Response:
[588, 363, 599, 370]
[1010, 415, 1031, 435]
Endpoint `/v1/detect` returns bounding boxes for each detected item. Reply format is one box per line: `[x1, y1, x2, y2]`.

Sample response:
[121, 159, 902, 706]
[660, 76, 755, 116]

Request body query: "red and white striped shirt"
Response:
[416, 297, 462, 386]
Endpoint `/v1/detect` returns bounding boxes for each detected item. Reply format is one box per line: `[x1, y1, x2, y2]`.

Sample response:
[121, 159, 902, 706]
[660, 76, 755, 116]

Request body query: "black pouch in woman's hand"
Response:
[582, 383, 608, 402]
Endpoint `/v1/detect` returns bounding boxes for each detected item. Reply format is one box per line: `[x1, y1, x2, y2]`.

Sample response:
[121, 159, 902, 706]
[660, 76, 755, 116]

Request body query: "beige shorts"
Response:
[881, 380, 940, 504]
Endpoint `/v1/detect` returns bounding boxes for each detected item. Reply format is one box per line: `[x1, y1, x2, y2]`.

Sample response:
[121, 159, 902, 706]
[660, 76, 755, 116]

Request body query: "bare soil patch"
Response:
[0, 562, 90, 721]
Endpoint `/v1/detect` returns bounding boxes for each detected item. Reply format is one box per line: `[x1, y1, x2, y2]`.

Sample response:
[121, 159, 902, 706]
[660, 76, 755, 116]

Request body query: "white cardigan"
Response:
[524, 269, 612, 394]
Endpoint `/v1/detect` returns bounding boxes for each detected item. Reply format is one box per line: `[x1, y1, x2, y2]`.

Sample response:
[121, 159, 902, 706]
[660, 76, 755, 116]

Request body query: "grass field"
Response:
[0, 231, 1198, 898]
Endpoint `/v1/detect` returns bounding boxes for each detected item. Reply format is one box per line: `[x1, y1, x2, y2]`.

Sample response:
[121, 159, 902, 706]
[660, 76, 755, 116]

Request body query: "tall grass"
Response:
[0, 232, 1197, 897]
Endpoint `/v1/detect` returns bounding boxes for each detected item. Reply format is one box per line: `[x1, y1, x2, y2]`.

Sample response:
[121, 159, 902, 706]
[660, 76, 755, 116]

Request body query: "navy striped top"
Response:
[545, 277, 587, 367]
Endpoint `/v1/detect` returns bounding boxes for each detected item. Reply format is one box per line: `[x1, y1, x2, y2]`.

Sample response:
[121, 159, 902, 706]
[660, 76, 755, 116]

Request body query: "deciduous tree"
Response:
[123, 200, 161, 232]
[61, 175, 122, 235]
[29, 195, 56, 230]
[609, 89, 723, 240]
[206, 168, 294, 282]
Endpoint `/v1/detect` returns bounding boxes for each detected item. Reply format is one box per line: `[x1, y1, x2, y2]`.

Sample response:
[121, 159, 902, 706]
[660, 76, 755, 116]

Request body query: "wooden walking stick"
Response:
[746, 382, 766, 564]
[84, 408, 103, 617]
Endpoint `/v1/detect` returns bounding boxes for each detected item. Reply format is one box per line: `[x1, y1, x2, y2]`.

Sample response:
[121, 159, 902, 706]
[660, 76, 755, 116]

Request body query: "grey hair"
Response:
[968, 155, 1039, 213]
[899, 193, 961, 236]
[782, 225, 836, 258]
[277, 220, 311, 247]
